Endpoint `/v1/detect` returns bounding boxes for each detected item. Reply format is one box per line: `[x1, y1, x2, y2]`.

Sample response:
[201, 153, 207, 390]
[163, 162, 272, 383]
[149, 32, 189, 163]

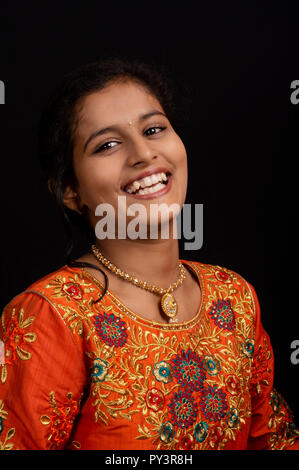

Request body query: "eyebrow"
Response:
[83, 110, 167, 152]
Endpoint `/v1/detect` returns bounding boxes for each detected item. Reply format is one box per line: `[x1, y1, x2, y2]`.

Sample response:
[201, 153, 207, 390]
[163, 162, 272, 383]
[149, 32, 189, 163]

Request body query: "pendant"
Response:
[161, 293, 178, 318]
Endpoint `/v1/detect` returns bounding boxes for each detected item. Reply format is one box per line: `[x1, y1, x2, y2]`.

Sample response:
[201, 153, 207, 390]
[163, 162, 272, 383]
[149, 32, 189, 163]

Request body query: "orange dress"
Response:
[0, 260, 298, 451]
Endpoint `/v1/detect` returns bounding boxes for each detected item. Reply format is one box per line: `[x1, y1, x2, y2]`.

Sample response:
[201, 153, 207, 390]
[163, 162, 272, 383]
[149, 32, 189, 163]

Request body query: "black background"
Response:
[0, 2, 298, 423]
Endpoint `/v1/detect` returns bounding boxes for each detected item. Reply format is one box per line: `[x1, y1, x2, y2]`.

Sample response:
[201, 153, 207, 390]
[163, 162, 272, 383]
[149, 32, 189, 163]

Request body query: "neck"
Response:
[93, 237, 180, 287]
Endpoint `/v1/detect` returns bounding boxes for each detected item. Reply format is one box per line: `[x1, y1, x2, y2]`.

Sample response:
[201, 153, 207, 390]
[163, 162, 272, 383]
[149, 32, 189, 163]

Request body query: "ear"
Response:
[63, 184, 84, 214]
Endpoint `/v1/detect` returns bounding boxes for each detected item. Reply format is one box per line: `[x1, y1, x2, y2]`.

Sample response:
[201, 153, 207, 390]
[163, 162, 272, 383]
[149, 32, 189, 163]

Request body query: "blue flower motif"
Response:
[203, 355, 221, 376]
[172, 349, 205, 392]
[169, 390, 198, 429]
[242, 338, 254, 358]
[200, 385, 228, 423]
[92, 358, 109, 382]
[226, 408, 240, 428]
[194, 421, 209, 443]
[94, 312, 128, 347]
[153, 361, 173, 383]
[208, 299, 235, 331]
[0, 416, 3, 436]
[159, 421, 175, 443]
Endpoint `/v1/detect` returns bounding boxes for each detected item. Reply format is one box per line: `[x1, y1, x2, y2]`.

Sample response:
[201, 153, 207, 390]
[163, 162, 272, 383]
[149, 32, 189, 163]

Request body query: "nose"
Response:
[126, 134, 158, 167]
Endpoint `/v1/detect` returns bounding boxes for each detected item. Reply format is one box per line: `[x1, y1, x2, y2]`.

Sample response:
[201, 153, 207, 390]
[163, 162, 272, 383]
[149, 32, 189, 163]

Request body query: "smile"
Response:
[124, 171, 171, 198]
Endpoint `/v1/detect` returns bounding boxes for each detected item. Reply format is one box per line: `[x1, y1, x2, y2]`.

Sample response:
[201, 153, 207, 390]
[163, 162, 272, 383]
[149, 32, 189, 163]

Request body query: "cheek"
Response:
[172, 136, 188, 198]
[74, 160, 119, 207]
[168, 134, 187, 168]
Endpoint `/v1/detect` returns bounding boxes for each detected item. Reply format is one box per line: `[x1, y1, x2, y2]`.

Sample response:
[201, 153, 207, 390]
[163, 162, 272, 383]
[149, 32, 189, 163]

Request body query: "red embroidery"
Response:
[40, 392, 80, 449]
[61, 282, 83, 300]
[250, 336, 272, 397]
[146, 388, 165, 412]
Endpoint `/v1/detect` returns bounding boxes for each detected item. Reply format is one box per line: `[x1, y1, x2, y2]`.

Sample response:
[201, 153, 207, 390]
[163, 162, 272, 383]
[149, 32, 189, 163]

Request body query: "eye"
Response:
[94, 141, 119, 153]
[144, 126, 166, 136]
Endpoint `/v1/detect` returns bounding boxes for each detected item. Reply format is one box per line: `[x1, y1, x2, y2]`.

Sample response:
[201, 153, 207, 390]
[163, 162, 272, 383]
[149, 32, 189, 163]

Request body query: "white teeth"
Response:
[154, 182, 165, 191]
[125, 171, 169, 194]
[138, 182, 165, 195]
[132, 181, 141, 190]
[143, 177, 152, 187]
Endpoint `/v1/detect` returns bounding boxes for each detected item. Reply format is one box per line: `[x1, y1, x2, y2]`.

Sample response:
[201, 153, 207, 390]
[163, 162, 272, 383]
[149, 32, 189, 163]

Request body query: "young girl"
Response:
[0, 59, 298, 450]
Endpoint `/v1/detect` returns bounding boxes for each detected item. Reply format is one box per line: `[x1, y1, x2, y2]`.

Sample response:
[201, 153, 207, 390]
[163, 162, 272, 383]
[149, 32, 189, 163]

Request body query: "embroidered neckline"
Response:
[68, 261, 206, 331]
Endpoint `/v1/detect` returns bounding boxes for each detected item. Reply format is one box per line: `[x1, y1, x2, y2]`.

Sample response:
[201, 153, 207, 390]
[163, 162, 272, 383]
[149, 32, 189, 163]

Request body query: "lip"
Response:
[122, 166, 171, 192]
[125, 174, 173, 200]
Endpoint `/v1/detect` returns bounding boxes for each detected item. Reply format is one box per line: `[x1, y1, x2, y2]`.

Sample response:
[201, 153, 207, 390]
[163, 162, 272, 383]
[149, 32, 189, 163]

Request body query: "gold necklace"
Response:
[91, 244, 186, 320]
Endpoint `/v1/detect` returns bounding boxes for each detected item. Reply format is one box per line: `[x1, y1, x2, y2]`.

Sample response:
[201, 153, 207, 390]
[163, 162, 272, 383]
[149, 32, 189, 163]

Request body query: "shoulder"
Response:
[0, 267, 88, 388]
[3, 265, 98, 311]
[184, 259, 253, 289]
[1, 265, 99, 334]
[1, 265, 102, 355]
[184, 259, 258, 318]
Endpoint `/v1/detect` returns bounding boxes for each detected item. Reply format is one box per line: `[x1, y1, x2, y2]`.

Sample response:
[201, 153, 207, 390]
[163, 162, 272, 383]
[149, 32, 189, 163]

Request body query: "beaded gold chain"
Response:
[91, 244, 186, 320]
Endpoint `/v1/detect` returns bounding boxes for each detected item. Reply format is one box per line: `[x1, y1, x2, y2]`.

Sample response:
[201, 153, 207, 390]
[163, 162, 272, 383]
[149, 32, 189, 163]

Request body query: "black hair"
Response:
[37, 58, 179, 302]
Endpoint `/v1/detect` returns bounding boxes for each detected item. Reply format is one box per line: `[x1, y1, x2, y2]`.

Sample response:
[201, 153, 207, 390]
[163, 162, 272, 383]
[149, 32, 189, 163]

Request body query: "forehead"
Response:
[76, 81, 164, 135]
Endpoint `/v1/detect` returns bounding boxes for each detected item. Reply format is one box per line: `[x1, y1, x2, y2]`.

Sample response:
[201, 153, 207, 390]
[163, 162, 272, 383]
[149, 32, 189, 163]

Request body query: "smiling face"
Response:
[64, 79, 188, 233]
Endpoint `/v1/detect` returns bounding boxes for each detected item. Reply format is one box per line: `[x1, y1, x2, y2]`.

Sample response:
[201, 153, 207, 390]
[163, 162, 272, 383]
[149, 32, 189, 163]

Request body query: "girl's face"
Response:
[64, 80, 188, 231]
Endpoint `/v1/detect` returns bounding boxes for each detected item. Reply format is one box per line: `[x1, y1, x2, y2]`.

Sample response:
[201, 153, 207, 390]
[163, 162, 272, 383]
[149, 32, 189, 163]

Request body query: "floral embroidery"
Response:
[242, 338, 254, 358]
[0, 400, 16, 450]
[225, 374, 241, 395]
[146, 388, 165, 412]
[215, 270, 231, 283]
[226, 408, 240, 428]
[94, 312, 128, 347]
[172, 349, 205, 392]
[270, 389, 283, 414]
[159, 421, 175, 444]
[208, 299, 235, 331]
[250, 335, 272, 397]
[169, 390, 198, 429]
[1, 307, 37, 384]
[203, 355, 221, 376]
[179, 433, 194, 450]
[194, 421, 209, 443]
[286, 423, 299, 440]
[92, 358, 109, 382]
[44, 273, 95, 302]
[61, 282, 83, 300]
[209, 426, 224, 449]
[2, 262, 296, 450]
[199, 385, 228, 423]
[268, 389, 299, 449]
[40, 391, 80, 450]
[153, 361, 173, 383]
